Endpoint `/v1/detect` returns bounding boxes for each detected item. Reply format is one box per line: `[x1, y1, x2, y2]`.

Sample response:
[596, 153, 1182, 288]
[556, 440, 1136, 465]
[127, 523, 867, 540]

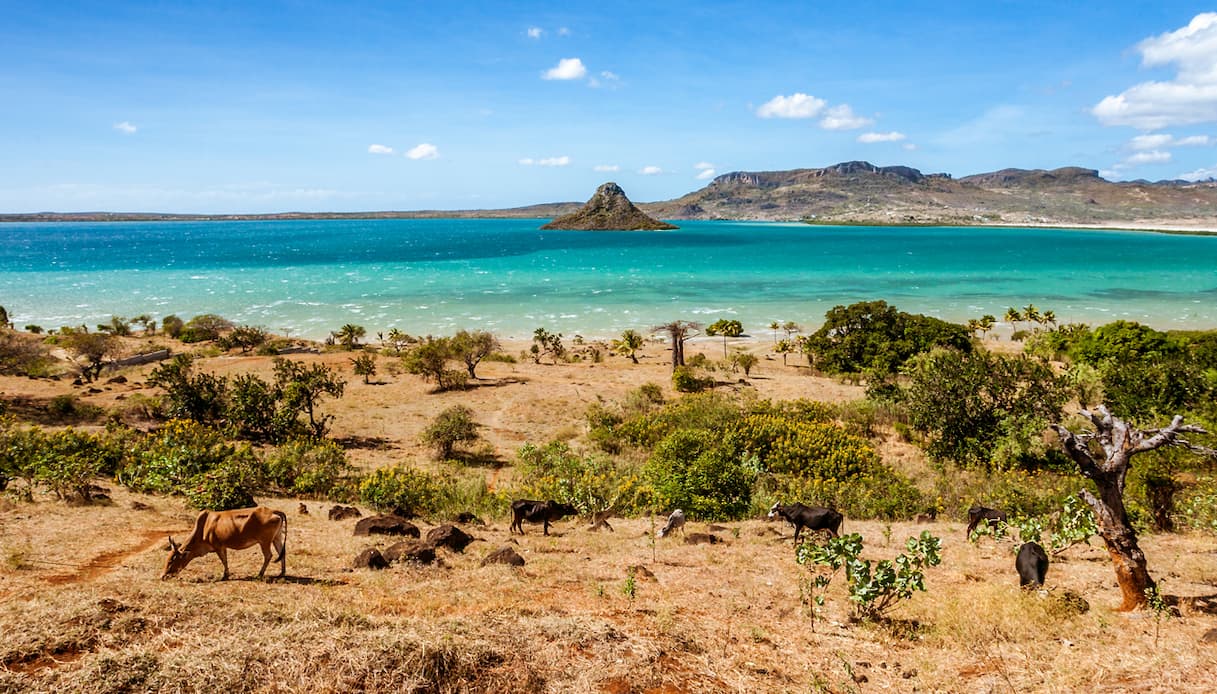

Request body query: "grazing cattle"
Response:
[657, 509, 686, 538]
[966, 505, 1008, 538]
[767, 502, 843, 543]
[510, 499, 579, 536]
[1016, 541, 1049, 588]
[163, 506, 287, 581]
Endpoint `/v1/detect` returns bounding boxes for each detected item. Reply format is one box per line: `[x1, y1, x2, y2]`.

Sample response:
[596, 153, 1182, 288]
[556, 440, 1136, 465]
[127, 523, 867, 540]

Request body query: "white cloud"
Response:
[543, 57, 588, 81]
[756, 92, 826, 119]
[527, 26, 543, 39]
[593, 164, 620, 172]
[367, 144, 394, 155]
[1179, 165, 1217, 181]
[1129, 133, 1213, 149]
[857, 131, 906, 143]
[819, 104, 873, 130]
[520, 156, 570, 167]
[1127, 150, 1172, 165]
[902, 143, 919, 151]
[405, 143, 439, 160]
[693, 161, 714, 170]
[1094, 13, 1217, 129]
[113, 121, 137, 134]
[601, 70, 619, 82]
[695, 168, 717, 180]
[558, 27, 570, 36]
[639, 166, 663, 175]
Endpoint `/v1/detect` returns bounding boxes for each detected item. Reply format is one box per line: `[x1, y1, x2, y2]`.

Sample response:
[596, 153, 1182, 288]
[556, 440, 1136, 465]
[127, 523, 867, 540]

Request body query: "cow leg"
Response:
[543, 519, 550, 536]
[216, 547, 230, 581]
[257, 541, 272, 579]
[793, 524, 802, 544]
[276, 525, 287, 578]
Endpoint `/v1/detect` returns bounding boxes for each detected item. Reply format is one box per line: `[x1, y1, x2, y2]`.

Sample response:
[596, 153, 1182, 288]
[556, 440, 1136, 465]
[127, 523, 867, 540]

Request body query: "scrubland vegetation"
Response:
[2, 302, 1216, 691]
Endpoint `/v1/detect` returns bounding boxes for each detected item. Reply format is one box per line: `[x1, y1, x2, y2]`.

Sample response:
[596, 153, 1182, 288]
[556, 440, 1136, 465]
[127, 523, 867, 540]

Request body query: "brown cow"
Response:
[163, 506, 287, 580]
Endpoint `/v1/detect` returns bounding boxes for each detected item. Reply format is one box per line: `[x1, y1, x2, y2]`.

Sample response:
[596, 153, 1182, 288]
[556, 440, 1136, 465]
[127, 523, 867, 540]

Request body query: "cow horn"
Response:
[167, 535, 179, 552]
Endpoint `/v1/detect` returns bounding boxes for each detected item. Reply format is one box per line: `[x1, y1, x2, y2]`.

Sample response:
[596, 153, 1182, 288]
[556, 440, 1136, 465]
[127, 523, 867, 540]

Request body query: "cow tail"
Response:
[275, 510, 288, 561]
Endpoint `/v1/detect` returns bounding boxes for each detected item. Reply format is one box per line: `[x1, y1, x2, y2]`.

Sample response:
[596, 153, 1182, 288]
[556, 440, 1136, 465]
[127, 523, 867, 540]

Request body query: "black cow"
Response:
[767, 502, 843, 542]
[1016, 541, 1049, 588]
[966, 505, 1008, 538]
[510, 499, 579, 536]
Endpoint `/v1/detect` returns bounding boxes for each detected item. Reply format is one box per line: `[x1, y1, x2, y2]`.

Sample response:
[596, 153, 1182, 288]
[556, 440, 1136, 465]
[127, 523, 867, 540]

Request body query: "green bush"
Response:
[515, 441, 646, 515]
[420, 405, 480, 459]
[725, 414, 879, 479]
[359, 464, 445, 516]
[264, 437, 352, 497]
[672, 365, 713, 393]
[118, 419, 237, 495]
[757, 465, 925, 521]
[798, 531, 942, 622]
[642, 429, 755, 520]
[183, 446, 264, 510]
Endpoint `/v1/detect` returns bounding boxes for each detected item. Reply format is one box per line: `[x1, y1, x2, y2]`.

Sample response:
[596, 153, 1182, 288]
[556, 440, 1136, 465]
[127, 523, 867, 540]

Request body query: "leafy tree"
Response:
[97, 315, 132, 336]
[403, 337, 467, 391]
[803, 300, 971, 375]
[0, 305, 8, 329]
[273, 358, 346, 439]
[450, 329, 498, 378]
[351, 353, 377, 384]
[59, 328, 122, 382]
[902, 347, 1065, 468]
[148, 354, 229, 425]
[225, 372, 287, 441]
[774, 339, 794, 366]
[706, 319, 744, 357]
[131, 314, 155, 334]
[420, 405, 480, 459]
[381, 328, 415, 355]
[219, 325, 269, 353]
[161, 314, 184, 338]
[333, 323, 366, 350]
[0, 329, 50, 376]
[179, 314, 233, 343]
[530, 327, 565, 364]
[264, 437, 352, 497]
[643, 428, 756, 520]
[612, 329, 645, 364]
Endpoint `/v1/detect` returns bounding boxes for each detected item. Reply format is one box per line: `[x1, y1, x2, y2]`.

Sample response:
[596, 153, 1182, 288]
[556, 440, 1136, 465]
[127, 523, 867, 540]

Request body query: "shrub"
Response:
[359, 465, 445, 515]
[178, 314, 233, 343]
[725, 415, 879, 479]
[672, 365, 713, 393]
[516, 440, 646, 515]
[183, 446, 265, 510]
[798, 531, 942, 622]
[642, 429, 755, 520]
[757, 465, 925, 521]
[30, 428, 123, 502]
[161, 315, 184, 338]
[118, 419, 236, 495]
[803, 300, 971, 375]
[420, 405, 480, 459]
[264, 438, 352, 497]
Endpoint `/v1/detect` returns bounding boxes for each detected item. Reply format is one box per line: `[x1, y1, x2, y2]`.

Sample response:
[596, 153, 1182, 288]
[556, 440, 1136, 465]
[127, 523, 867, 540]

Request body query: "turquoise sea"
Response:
[2, 219, 1217, 340]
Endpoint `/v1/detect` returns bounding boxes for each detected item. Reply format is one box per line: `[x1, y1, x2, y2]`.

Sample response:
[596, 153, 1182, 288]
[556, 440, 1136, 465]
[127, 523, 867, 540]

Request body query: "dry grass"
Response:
[3, 337, 1217, 691]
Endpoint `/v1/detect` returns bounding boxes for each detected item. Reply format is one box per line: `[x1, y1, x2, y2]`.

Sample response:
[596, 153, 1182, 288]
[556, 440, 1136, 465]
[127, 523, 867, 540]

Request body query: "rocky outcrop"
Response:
[541, 182, 677, 231]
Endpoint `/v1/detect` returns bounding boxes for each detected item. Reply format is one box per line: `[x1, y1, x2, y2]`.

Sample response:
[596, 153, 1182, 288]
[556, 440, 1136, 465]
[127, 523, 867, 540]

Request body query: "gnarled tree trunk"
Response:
[1053, 406, 1212, 610]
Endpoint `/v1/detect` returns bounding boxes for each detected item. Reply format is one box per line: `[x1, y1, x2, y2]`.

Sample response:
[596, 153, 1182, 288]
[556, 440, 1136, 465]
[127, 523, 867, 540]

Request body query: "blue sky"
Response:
[3, 1, 1217, 213]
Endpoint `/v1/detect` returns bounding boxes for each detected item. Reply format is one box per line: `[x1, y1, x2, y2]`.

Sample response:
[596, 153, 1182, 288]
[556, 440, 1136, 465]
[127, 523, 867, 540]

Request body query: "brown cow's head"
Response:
[162, 535, 190, 579]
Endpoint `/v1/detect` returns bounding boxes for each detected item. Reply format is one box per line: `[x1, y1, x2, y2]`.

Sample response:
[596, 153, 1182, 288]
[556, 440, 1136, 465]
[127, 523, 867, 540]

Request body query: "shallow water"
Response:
[2, 219, 1216, 339]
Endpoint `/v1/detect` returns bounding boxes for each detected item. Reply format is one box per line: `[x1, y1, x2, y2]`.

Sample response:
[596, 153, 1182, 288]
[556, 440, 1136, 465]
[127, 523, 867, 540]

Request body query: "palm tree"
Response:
[706, 319, 744, 357]
[1004, 307, 1023, 335]
[611, 329, 645, 364]
[1023, 304, 1042, 329]
[1042, 310, 1057, 329]
[334, 323, 366, 350]
[769, 321, 780, 345]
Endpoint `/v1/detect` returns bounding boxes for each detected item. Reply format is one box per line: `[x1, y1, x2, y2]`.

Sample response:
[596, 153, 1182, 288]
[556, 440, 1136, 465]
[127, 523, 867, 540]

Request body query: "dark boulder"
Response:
[328, 505, 362, 521]
[426, 524, 474, 552]
[353, 514, 420, 538]
[382, 540, 437, 565]
[353, 547, 389, 570]
[480, 546, 525, 567]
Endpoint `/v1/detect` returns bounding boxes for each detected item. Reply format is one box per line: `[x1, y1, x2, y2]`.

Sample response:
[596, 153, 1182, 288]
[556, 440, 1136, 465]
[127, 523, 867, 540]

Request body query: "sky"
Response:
[2, 1, 1217, 214]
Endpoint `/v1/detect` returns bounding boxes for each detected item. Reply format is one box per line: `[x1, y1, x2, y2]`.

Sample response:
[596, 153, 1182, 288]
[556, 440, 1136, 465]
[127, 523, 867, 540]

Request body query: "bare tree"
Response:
[1052, 406, 1214, 610]
[652, 320, 701, 372]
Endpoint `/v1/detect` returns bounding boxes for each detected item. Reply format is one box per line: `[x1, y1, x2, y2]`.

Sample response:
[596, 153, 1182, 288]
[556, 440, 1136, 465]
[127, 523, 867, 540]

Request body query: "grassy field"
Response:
[2, 337, 1217, 692]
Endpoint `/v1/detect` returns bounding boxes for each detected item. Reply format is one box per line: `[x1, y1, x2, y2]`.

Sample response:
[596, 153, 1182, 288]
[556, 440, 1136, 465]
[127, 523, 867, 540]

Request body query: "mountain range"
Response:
[5, 162, 1217, 228]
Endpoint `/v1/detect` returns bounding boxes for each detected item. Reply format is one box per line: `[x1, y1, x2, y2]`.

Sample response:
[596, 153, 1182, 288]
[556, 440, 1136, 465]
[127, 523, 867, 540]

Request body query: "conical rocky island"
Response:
[540, 182, 677, 231]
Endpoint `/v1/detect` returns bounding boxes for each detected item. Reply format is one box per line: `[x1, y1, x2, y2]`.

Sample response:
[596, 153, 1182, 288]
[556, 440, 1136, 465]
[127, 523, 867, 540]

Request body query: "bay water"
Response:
[2, 219, 1216, 340]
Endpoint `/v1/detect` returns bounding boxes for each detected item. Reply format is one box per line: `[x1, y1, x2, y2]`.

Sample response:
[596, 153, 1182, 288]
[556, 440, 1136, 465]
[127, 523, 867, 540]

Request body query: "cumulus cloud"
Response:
[367, 144, 394, 155]
[819, 104, 873, 130]
[1093, 13, 1217, 129]
[902, 143, 919, 151]
[113, 121, 137, 134]
[756, 93, 826, 119]
[519, 156, 570, 167]
[543, 57, 588, 80]
[1127, 150, 1172, 165]
[1179, 165, 1217, 181]
[639, 166, 663, 175]
[527, 26, 543, 39]
[857, 131, 906, 143]
[695, 168, 717, 180]
[405, 143, 439, 160]
[593, 164, 620, 172]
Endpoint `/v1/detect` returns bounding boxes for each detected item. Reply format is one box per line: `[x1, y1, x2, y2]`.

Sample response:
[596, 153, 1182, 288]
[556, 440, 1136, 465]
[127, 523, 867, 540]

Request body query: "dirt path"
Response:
[43, 529, 172, 585]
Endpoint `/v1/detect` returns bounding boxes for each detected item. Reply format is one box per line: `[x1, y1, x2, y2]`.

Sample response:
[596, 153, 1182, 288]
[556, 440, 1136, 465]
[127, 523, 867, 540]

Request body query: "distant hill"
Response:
[641, 161, 1217, 227]
[5, 161, 1217, 228]
[541, 182, 676, 230]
